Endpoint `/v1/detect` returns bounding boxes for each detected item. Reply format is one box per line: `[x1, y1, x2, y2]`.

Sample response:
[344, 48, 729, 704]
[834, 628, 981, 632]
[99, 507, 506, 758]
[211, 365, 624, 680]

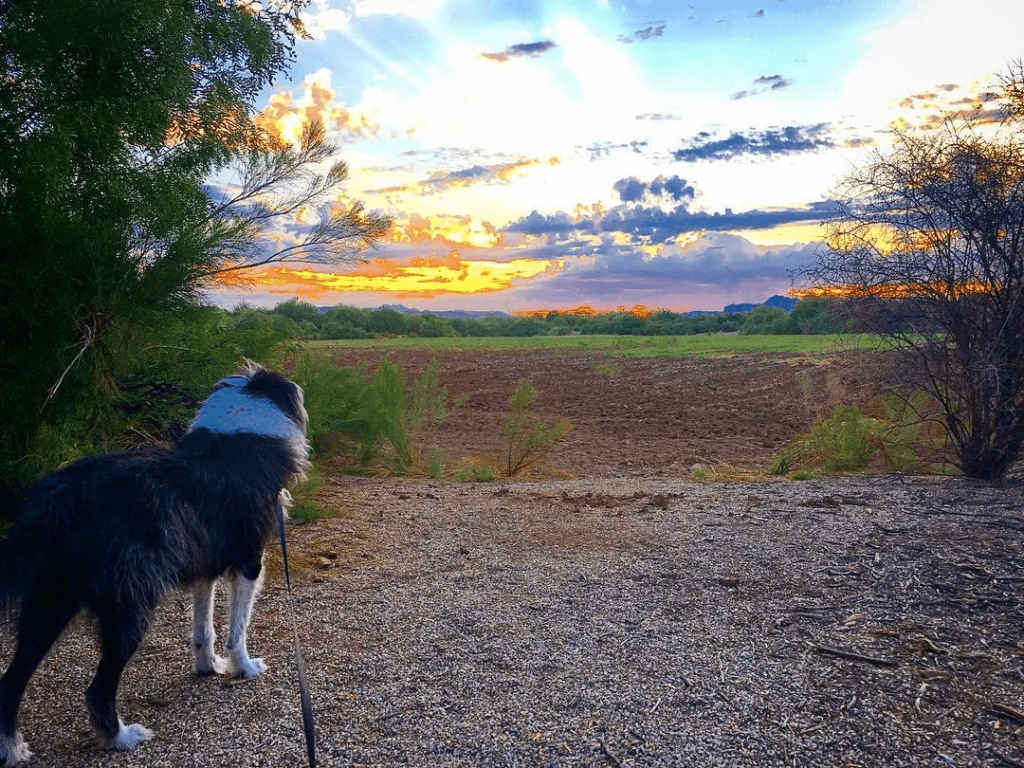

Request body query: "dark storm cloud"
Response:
[498, 232, 820, 311]
[756, 74, 792, 90]
[672, 123, 833, 162]
[507, 210, 596, 236]
[506, 192, 836, 242]
[730, 73, 793, 101]
[569, 234, 818, 285]
[479, 40, 557, 62]
[597, 201, 835, 242]
[613, 175, 696, 204]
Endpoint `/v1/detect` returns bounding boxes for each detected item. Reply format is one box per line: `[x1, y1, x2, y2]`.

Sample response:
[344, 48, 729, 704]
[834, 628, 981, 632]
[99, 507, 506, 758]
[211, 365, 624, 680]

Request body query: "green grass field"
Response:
[305, 333, 881, 359]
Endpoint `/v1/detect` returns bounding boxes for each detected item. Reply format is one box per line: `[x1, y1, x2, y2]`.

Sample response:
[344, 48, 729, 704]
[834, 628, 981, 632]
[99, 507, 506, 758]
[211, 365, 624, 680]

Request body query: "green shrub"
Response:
[288, 465, 328, 523]
[453, 464, 499, 482]
[771, 396, 940, 476]
[291, 353, 407, 470]
[501, 379, 570, 477]
[386, 357, 464, 476]
[770, 405, 878, 474]
[291, 353, 463, 478]
[426, 448, 445, 479]
[592, 359, 622, 378]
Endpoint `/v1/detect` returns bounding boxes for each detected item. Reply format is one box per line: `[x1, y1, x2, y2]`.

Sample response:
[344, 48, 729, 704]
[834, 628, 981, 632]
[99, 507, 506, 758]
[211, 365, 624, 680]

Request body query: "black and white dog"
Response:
[0, 363, 309, 765]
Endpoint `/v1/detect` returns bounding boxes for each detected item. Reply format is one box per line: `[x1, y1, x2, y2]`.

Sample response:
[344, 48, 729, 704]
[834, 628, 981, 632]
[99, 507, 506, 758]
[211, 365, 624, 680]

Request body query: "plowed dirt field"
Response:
[325, 346, 880, 477]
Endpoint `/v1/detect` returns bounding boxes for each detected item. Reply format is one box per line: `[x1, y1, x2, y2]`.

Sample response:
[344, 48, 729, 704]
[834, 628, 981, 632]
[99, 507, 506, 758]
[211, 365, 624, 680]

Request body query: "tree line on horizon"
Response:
[255, 296, 846, 339]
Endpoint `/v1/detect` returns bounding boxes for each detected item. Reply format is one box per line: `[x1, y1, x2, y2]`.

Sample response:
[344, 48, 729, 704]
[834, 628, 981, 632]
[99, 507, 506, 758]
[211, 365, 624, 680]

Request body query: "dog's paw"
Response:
[108, 721, 154, 751]
[0, 731, 32, 766]
[194, 653, 227, 677]
[231, 656, 268, 680]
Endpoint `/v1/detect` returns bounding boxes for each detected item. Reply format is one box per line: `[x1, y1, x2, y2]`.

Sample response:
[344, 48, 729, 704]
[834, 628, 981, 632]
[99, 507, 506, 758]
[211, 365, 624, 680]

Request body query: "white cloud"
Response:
[300, 0, 351, 41]
[838, 0, 1024, 122]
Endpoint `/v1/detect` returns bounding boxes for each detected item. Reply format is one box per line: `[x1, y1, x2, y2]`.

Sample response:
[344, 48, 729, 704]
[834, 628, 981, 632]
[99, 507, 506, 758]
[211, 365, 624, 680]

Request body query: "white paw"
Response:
[108, 721, 154, 751]
[0, 731, 32, 765]
[194, 652, 227, 677]
[230, 656, 267, 679]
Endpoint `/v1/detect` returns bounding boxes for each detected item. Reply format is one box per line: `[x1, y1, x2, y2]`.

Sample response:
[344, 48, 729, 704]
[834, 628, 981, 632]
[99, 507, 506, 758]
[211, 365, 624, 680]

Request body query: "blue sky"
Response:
[210, 0, 1024, 313]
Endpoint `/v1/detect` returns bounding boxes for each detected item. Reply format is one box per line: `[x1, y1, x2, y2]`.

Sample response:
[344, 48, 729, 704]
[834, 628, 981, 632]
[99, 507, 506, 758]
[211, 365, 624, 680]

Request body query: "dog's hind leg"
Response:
[86, 607, 154, 752]
[191, 579, 226, 676]
[0, 597, 76, 766]
[225, 561, 267, 679]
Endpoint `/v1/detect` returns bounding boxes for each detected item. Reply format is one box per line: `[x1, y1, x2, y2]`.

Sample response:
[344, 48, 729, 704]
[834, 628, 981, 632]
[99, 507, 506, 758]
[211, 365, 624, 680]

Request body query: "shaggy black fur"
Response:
[0, 365, 307, 765]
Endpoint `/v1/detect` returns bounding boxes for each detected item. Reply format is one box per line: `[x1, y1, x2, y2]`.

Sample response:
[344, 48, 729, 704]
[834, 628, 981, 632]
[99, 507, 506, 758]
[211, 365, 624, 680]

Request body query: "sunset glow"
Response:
[791, 281, 993, 300]
[515, 304, 655, 318]
[249, 255, 564, 300]
[204, 1, 1024, 314]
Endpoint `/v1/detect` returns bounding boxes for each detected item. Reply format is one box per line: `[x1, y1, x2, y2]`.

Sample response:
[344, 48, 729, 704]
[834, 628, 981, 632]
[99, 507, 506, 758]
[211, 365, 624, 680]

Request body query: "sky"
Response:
[208, 0, 1024, 314]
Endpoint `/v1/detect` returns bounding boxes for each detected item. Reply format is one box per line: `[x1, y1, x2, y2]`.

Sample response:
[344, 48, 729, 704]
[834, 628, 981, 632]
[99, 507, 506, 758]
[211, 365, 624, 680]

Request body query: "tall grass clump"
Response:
[771, 405, 878, 475]
[291, 353, 407, 471]
[501, 379, 570, 477]
[401, 359, 465, 476]
[291, 353, 462, 477]
[770, 394, 942, 476]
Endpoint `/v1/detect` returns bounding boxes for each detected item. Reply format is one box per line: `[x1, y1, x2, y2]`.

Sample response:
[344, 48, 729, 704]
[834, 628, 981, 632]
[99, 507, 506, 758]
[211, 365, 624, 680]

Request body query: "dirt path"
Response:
[9, 350, 1024, 767]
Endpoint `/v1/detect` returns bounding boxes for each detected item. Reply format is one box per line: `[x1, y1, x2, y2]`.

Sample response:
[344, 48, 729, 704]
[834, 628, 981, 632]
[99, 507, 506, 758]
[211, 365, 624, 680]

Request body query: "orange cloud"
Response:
[256, 69, 379, 146]
[515, 304, 652, 318]
[390, 213, 503, 248]
[792, 280, 991, 300]
[246, 254, 564, 299]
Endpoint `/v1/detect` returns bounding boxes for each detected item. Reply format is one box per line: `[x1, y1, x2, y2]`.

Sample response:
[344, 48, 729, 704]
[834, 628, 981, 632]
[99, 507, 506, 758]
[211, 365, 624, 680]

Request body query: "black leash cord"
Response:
[278, 499, 317, 768]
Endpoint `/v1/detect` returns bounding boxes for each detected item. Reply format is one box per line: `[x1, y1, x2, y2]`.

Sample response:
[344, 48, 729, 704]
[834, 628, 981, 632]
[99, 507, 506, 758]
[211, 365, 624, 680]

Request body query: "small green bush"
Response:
[771, 396, 940, 476]
[592, 359, 622, 378]
[426, 447, 445, 479]
[288, 465, 328, 523]
[453, 464, 499, 482]
[501, 379, 570, 477]
[770, 405, 878, 474]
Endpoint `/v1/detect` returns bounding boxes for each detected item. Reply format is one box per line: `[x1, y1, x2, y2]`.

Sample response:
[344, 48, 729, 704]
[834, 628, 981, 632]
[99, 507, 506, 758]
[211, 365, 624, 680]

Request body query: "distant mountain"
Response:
[763, 295, 799, 311]
[722, 302, 757, 314]
[723, 294, 797, 314]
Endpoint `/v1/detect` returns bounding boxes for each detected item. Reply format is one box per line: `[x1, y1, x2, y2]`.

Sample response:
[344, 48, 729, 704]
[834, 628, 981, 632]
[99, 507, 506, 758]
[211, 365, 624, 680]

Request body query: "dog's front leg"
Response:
[225, 563, 267, 679]
[191, 579, 226, 676]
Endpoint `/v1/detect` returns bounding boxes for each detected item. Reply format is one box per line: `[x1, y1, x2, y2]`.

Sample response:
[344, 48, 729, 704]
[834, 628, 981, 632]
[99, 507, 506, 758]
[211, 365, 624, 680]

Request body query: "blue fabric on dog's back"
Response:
[191, 376, 302, 442]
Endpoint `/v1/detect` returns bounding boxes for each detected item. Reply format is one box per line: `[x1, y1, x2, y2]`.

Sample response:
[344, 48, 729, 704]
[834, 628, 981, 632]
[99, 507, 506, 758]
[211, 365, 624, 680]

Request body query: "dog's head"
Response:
[190, 362, 310, 479]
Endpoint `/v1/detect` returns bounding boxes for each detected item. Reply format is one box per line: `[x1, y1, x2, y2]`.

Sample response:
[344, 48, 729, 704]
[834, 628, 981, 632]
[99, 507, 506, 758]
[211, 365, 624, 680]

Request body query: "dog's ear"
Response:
[242, 369, 306, 429]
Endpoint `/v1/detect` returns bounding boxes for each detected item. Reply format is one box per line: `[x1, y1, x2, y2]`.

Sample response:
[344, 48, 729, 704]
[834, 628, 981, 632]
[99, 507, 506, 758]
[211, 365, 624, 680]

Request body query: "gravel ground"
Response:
[4, 473, 1024, 767]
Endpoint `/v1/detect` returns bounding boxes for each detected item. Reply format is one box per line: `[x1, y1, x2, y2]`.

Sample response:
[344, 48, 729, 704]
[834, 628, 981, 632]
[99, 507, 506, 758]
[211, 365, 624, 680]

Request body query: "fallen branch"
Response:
[989, 702, 1024, 724]
[809, 642, 897, 667]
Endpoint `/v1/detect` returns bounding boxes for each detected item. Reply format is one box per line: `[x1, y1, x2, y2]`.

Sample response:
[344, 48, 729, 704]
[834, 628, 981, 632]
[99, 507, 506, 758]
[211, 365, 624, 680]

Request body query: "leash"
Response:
[277, 498, 317, 768]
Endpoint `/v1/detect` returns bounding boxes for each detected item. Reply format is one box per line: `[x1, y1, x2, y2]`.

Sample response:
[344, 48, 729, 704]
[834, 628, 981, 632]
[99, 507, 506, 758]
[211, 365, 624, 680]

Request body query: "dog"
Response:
[0, 362, 309, 765]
